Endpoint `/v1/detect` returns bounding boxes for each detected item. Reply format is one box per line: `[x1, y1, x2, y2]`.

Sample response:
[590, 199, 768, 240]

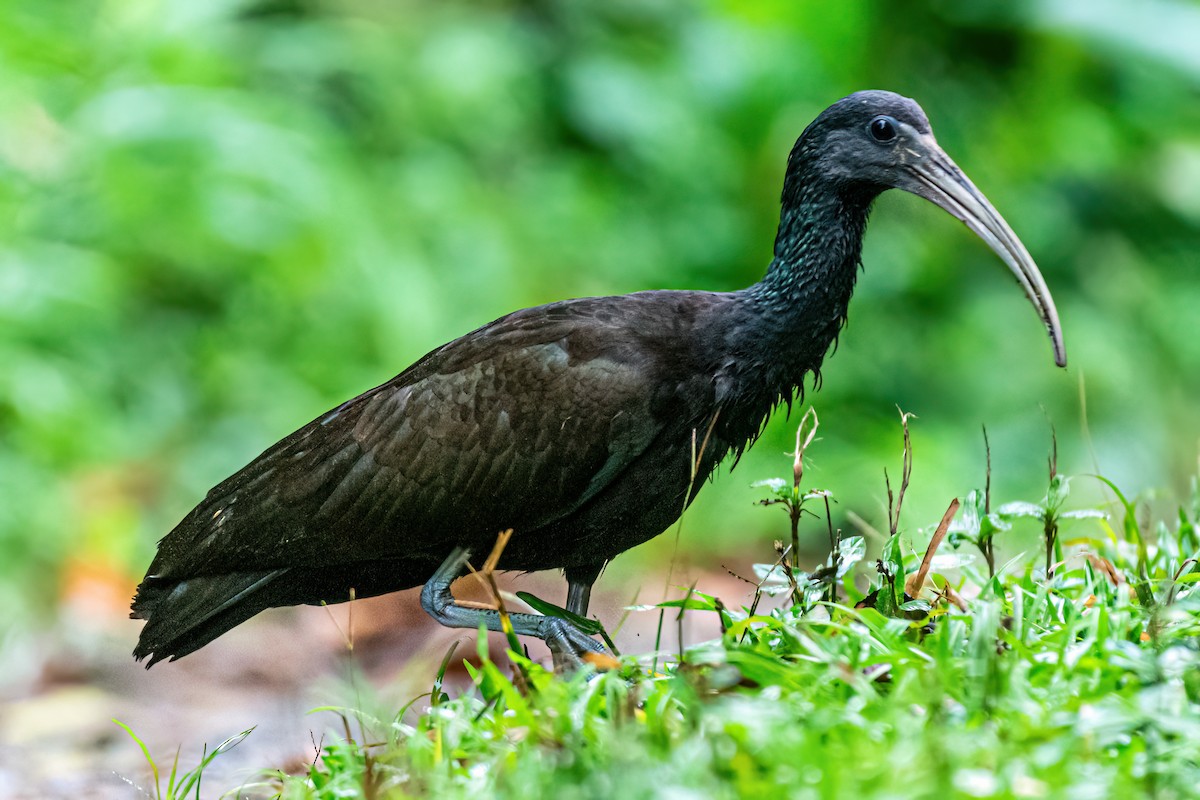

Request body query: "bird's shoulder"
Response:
[406, 290, 733, 377]
[350, 290, 728, 472]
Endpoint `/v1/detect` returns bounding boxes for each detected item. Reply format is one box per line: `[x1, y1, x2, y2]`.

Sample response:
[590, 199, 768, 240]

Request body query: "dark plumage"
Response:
[132, 91, 1065, 666]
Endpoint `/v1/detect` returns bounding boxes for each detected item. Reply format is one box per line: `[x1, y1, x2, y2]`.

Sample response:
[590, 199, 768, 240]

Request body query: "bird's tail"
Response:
[131, 569, 285, 667]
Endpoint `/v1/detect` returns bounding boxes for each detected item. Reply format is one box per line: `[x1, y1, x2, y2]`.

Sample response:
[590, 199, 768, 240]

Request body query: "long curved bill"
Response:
[903, 141, 1067, 368]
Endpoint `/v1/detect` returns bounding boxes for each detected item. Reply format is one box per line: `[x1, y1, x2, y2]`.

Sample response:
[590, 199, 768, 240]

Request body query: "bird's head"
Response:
[790, 90, 1067, 368]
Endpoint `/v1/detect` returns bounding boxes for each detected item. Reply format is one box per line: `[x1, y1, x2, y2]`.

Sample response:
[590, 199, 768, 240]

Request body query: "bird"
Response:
[131, 90, 1066, 667]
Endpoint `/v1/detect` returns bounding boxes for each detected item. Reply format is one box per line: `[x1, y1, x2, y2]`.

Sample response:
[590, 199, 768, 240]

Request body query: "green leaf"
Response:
[836, 535, 867, 577]
[929, 552, 976, 570]
[113, 719, 160, 797]
[1061, 509, 1107, 520]
[1191, 476, 1200, 523]
[980, 513, 1012, 537]
[752, 562, 810, 585]
[1048, 474, 1071, 511]
[998, 501, 1046, 519]
[752, 477, 795, 501]
[724, 648, 802, 689]
[657, 597, 717, 611]
[515, 591, 602, 635]
[724, 615, 784, 639]
[1178, 505, 1198, 552]
[1091, 475, 1148, 571]
[881, 532, 904, 569]
[953, 489, 983, 536]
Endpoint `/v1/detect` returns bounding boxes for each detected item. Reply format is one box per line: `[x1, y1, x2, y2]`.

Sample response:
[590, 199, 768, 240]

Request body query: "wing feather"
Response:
[146, 302, 665, 580]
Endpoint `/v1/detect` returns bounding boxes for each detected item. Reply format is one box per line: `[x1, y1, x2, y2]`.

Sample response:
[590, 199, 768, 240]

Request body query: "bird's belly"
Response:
[496, 436, 725, 573]
[297, 422, 730, 584]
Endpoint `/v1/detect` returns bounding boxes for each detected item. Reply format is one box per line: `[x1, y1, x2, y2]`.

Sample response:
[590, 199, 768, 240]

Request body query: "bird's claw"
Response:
[542, 616, 604, 652]
[542, 616, 605, 673]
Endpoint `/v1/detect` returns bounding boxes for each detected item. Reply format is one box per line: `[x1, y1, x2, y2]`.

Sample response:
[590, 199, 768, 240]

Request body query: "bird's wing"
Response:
[144, 299, 669, 579]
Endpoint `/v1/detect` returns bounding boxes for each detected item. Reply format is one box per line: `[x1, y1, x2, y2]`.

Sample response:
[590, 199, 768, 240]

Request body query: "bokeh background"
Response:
[2, 0, 1199, 795]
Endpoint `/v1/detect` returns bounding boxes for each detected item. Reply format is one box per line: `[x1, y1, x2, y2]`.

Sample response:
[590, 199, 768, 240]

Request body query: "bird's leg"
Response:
[564, 562, 604, 617]
[420, 548, 605, 669]
[558, 563, 606, 674]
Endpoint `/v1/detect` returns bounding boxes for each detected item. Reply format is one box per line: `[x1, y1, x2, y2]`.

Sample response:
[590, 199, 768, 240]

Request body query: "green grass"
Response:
[121, 430, 1200, 800]
[275, 523, 1199, 798]
[114, 719, 255, 800]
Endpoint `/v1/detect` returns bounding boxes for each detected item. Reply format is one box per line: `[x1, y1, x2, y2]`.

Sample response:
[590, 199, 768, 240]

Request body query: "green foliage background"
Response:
[2, 0, 1199, 630]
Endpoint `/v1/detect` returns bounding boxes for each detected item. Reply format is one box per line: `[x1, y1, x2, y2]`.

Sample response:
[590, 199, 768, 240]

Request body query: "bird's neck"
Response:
[707, 184, 875, 457]
[689, 168, 882, 460]
[742, 177, 878, 382]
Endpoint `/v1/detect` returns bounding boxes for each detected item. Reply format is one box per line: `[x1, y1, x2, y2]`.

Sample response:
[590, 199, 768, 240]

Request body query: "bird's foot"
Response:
[421, 547, 609, 674]
[541, 616, 605, 673]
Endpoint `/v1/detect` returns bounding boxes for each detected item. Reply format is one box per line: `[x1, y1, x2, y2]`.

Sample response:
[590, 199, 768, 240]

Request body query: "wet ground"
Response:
[0, 563, 750, 799]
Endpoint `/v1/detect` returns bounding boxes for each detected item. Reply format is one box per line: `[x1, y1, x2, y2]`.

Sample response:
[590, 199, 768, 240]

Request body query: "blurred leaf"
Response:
[998, 502, 1047, 519]
[1061, 509, 1108, 520]
[1048, 475, 1071, 512]
[929, 553, 977, 570]
[837, 535, 867, 578]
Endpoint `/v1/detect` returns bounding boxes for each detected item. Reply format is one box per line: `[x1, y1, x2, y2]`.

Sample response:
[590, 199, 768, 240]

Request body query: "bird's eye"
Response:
[868, 116, 898, 143]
